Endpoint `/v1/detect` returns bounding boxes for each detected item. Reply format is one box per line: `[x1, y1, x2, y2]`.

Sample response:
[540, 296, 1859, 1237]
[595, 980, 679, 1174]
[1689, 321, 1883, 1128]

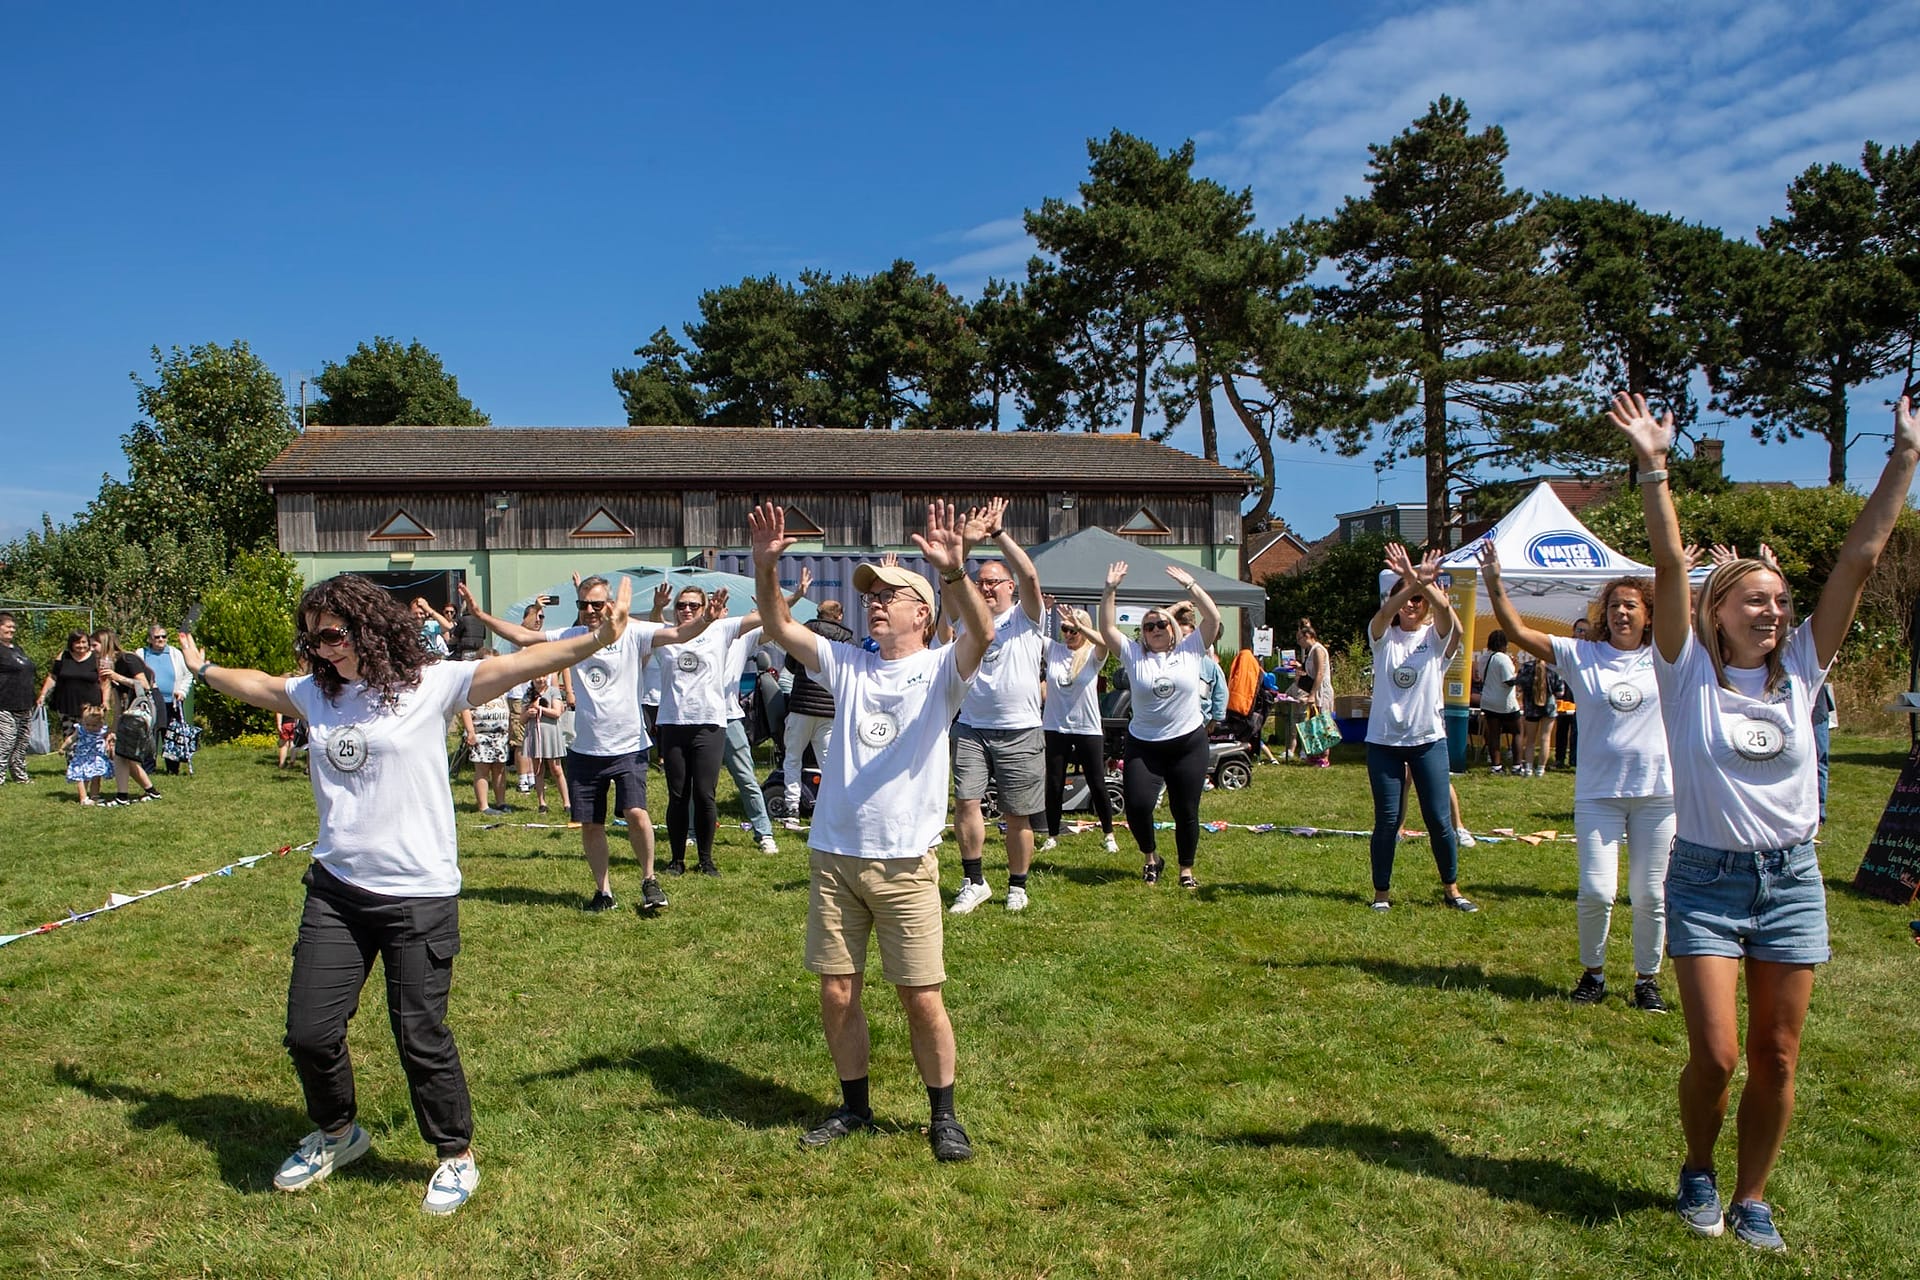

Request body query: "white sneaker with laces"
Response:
[783, 817, 806, 832]
[1039, 837, 1057, 852]
[1103, 833, 1119, 854]
[273, 1124, 370, 1192]
[421, 1153, 479, 1215]
[1458, 830, 1478, 848]
[758, 835, 780, 855]
[1005, 886, 1029, 912]
[949, 881, 992, 914]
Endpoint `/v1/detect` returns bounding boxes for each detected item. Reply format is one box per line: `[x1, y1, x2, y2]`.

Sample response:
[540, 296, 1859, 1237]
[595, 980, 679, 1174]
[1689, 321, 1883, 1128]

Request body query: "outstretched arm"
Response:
[655, 589, 723, 647]
[1059, 601, 1108, 661]
[468, 578, 636, 705]
[1477, 543, 1553, 662]
[1098, 562, 1130, 654]
[1368, 544, 1426, 641]
[1607, 392, 1690, 661]
[748, 503, 820, 672]
[414, 598, 453, 630]
[178, 632, 300, 717]
[920, 501, 989, 676]
[964, 497, 1043, 625]
[1164, 564, 1221, 647]
[457, 581, 546, 646]
[1810, 395, 1920, 665]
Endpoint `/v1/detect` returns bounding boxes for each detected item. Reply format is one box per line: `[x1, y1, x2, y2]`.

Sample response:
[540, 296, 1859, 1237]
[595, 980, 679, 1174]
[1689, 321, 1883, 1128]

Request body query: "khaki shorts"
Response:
[506, 697, 526, 749]
[805, 849, 946, 987]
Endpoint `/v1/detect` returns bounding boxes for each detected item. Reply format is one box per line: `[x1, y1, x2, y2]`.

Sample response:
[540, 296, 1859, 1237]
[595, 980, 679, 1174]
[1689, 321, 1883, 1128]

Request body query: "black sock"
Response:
[1008, 873, 1028, 890]
[962, 858, 984, 886]
[840, 1076, 871, 1118]
[927, 1082, 955, 1123]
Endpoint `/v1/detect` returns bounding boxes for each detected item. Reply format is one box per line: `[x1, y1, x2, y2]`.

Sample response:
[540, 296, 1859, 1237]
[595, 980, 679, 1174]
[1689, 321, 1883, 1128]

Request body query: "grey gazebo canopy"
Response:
[1020, 526, 1267, 609]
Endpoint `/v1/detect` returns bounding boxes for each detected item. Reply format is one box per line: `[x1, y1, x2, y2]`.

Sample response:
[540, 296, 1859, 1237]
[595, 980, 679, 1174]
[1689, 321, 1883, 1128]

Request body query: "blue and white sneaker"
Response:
[273, 1124, 370, 1191]
[422, 1153, 479, 1215]
[1728, 1199, 1786, 1252]
[1676, 1164, 1725, 1237]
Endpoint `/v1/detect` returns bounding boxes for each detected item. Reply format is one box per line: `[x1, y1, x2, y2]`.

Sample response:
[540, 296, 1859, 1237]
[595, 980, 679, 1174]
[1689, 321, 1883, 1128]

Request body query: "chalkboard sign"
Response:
[1855, 740, 1920, 904]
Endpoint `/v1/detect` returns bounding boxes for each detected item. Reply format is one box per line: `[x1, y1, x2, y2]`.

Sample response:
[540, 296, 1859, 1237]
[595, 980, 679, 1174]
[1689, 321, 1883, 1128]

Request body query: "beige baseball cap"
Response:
[853, 562, 936, 605]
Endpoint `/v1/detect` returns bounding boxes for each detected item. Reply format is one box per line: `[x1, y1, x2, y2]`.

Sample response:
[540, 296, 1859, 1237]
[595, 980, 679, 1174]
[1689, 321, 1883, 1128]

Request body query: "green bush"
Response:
[192, 549, 302, 741]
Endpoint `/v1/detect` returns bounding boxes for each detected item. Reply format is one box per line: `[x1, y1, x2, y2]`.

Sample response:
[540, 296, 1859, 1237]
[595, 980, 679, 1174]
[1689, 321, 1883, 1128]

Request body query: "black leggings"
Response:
[1044, 730, 1113, 837]
[658, 722, 725, 859]
[1122, 726, 1209, 868]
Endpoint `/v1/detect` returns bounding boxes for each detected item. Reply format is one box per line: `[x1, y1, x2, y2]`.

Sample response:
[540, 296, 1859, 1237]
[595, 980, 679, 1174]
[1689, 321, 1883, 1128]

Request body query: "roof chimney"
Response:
[1696, 438, 1724, 478]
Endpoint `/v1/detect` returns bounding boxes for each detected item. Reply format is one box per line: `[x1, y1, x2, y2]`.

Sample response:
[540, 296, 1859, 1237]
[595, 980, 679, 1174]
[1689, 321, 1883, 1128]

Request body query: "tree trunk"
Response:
[1196, 346, 1219, 463]
[1424, 371, 1449, 549]
[1221, 373, 1276, 540]
[1827, 369, 1849, 487]
[1130, 318, 1149, 436]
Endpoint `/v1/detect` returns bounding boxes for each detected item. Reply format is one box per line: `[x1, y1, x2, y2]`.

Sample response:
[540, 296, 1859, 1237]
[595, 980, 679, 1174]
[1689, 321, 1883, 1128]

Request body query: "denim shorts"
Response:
[1665, 837, 1829, 964]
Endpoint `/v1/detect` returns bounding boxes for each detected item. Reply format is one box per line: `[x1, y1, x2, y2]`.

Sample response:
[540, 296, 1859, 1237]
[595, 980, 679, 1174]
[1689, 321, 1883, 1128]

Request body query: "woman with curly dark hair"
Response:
[178, 571, 632, 1218]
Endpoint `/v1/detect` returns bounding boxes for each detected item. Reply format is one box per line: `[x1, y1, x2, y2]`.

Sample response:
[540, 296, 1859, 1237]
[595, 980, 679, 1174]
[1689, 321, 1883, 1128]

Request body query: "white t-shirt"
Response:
[545, 622, 663, 757]
[808, 637, 972, 861]
[1120, 630, 1207, 742]
[287, 661, 476, 898]
[1041, 641, 1103, 736]
[657, 616, 747, 727]
[1550, 636, 1671, 802]
[1481, 651, 1521, 715]
[1366, 623, 1457, 747]
[641, 651, 662, 708]
[1655, 621, 1829, 851]
[956, 605, 1046, 731]
[722, 626, 763, 724]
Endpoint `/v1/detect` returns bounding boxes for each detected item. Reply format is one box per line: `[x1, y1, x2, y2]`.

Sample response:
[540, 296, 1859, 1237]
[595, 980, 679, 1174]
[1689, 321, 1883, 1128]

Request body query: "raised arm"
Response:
[923, 501, 990, 677]
[413, 598, 453, 630]
[1414, 548, 1461, 646]
[1098, 562, 1131, 654]
[1810, 395, 1920, 665]
[963, 497, 1043, 625]
[457, 581, 546, 647]
[734, 570, 809, 633]
[178, 631, 300, 717]
[1368, 544, 1426, 641]
[654, 588, 724, 647]
[748, 502, 820, 672]
[646, 582, 671, 624]
[1477, 543, 1553, 662]
[1607, 392, 1690, 661]
[468, 578, 635, 705]
[1058, 601, 1108, 661]
[1164, 564, 1221, 646]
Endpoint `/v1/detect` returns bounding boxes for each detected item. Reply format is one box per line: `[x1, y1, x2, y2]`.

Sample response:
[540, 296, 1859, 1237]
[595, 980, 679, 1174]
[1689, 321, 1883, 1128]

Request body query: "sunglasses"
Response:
[1059, 626, 1081, 636]
[1142, 619, 1172, 632]
[304, 626, 350, 648]
[674, 601, 703, 611]
[576, 599, 610, 611]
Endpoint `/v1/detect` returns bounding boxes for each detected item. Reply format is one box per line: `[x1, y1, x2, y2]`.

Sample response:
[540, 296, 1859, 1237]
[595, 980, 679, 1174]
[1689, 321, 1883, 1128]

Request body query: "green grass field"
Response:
[2, 735, 1916, 1278]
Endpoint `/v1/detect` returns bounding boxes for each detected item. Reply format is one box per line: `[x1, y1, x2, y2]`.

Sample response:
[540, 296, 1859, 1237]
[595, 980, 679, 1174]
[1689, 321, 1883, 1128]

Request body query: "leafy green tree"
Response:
[969, 278, 1044, 431]
[307, 336, 489, 426]
[1713, 153, 1915, 485]
[1318, 97, 1587, 546]
[685, 276, 813, 427]
[192, 548, 303, 740]
[1863, 140, 1920, 393]
[1261, 533, 1393, 659]
[613, 327, 704, 424]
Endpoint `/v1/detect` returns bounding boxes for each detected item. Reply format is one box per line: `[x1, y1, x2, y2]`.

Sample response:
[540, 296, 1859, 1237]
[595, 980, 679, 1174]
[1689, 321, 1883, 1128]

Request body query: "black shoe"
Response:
[1569, 972, 1607, 1004]
[640, 878, 668, 912]
[697, 857, 720, 878]
[928, 1118, 974, 1162]
[1442, 894, 1479, 913]
[1142, 857, 1163, 885]
[1631, 978, 1669, 1013]
[800, 1108, 874, 1149]
[581, 891, 617, 913]
[143, 787, 162, 800]
[664, 860, 686, 877]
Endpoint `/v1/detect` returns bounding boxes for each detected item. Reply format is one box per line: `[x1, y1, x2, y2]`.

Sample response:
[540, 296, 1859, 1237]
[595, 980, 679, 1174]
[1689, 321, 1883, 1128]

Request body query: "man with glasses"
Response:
[142, 625, 193, 774]
[943, 498, 1049, 915]
[460, 578, 718, 914]
[748, 499, 990, 1162]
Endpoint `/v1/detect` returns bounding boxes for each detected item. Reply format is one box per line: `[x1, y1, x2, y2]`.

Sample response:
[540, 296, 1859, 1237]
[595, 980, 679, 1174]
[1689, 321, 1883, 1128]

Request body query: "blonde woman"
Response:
[1040, 603, 1116, 855]
[1612, 390, 1918, 1253]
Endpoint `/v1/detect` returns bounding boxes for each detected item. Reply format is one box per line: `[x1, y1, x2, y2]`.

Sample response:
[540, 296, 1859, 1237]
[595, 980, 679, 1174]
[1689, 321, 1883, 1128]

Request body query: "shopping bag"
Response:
[1296, 711, 1341, 758]
[26, 705, 51, 756]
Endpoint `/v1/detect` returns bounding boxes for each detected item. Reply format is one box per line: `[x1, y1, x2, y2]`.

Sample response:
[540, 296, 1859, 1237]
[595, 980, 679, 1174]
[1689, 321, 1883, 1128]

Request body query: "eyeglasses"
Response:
[862, 590, 919, 607]
[1059, 626, 1081, 637]
[1141, 620, 1172, 632]
[304, 626, 350, 648]
[673, 601, 703, 612]
[976, 577, 1013, 589]
[576, 599, 610, 611]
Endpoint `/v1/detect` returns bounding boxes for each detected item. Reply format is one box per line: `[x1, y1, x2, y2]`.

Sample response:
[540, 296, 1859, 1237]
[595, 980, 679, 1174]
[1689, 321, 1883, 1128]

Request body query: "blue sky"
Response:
[4, 0, 1918, 546]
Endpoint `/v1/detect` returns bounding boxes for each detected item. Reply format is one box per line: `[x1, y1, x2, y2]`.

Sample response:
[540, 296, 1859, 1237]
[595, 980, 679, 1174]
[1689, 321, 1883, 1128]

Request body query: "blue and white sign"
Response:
[1524, 531, 1607, 571]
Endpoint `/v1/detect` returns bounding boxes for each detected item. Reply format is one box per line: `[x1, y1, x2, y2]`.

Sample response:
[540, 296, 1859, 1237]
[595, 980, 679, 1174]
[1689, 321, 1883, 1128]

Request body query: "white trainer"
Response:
[1103, 833, 1119, 854]
[758, 835, 780, 855]
[421, 1153, 479, 1215]
[273, 1124, 370, 1191]
[783, 817, 806, 832]
[1039, 837, 1058, 852]
[1005, 886, 1029, 912]
[949, 881, 992, 914]
[1458, 830, 1478, 848]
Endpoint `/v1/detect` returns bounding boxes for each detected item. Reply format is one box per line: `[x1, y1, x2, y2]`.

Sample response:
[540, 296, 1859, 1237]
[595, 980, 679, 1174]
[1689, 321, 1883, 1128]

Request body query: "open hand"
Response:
[1165, 565, 1196, 592]
[912, 501, 968, 575]
[1606, 392, 1674, 461]
[747, 502, 796, 567]
[797, 565, 814, 595]
[179, 632, 207, 671]
[960, 497, 1008, 544]
[1475, 540, 1501, 586]
[708, 587, 731, 618]
[1898, 395, 1920, 458]
[1105, 561, 1129, 590]
[594, 577, 633, 647]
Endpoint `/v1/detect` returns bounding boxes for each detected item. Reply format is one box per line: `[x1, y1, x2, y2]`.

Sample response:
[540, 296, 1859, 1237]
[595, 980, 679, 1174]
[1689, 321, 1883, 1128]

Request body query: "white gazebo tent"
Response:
[1440, 481, 1654, 637]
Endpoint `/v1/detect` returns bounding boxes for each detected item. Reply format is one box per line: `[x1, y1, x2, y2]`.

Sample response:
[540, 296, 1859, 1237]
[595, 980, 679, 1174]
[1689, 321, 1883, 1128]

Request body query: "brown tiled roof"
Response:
[261, 425, 1253, 492]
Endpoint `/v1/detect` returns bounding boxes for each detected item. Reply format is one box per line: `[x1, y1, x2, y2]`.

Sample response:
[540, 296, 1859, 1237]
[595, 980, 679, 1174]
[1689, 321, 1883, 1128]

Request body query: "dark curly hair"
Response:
[298, 574, 431, 707]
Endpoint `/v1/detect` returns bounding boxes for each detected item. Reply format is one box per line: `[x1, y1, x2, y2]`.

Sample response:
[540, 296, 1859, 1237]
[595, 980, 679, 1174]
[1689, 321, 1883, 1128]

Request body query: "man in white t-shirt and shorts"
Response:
[943, 497, 1048, 915]
[461, 577, 719, 914]
[749, 498, 991, 1162]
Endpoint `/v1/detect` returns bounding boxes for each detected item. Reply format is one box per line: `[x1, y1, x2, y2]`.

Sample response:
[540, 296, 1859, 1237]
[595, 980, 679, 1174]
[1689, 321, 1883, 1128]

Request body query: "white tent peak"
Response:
[1441, 482, 1645, 581]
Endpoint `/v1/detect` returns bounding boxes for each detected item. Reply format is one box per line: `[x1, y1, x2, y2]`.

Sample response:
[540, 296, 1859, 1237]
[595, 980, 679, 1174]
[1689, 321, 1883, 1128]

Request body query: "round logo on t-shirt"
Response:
[1606, 682, 1644, 712]
[979, 643, 1002, 667]
[675, 650, 703, 674]
[1054, 670, 1078, 689]
[859, 711, 899, 748]
[1391, 666, 1418, 690]
[579, 662, 611, 691]
[323, 726, 369, 774]
[1733, 717, 1786, 761]
[1150, 675, 1175, 699]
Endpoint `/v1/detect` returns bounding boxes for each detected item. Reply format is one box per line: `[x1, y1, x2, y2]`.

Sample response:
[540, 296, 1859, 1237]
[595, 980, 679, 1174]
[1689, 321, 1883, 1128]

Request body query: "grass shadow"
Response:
[518, 1042, 819, 1128]
[1037, 862, 1137, 888]
[1469, 881, 1576, 902]
[54, 1063, 417, 1193]
[1194, 880, 1291, 902]
[1293, 957, 1561, 1002]
[1221, 1121, 1667, 1222]
[461, 885, 588, 909]
[1831, 747, 1911, 767]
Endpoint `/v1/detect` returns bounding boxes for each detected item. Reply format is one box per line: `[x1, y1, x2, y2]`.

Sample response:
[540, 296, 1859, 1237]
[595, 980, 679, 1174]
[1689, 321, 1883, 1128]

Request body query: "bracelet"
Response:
[987, 527, 1004, 538]
[197, 660, 217, 678]
[940, 569, 965, 584]
[1637, 468, 1669, 486]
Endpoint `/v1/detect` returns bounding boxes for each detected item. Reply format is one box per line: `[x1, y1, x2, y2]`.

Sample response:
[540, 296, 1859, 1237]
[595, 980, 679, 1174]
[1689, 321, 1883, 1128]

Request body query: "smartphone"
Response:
[540, 594, 561, 606]
[179, 604, 203, 634]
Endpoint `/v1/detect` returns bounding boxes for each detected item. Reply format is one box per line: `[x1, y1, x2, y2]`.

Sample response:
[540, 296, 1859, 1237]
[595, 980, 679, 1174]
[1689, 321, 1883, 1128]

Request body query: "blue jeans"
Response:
[1812, 715, 1831, 823]
[1366, 739, 1459, 893]
[723, 718, 773, 840]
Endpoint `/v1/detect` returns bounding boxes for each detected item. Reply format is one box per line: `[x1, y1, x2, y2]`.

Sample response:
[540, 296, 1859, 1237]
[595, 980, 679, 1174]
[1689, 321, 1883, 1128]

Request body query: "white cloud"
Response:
[1204, 0, 1920, 240]
[928, 216, 1041, 297]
